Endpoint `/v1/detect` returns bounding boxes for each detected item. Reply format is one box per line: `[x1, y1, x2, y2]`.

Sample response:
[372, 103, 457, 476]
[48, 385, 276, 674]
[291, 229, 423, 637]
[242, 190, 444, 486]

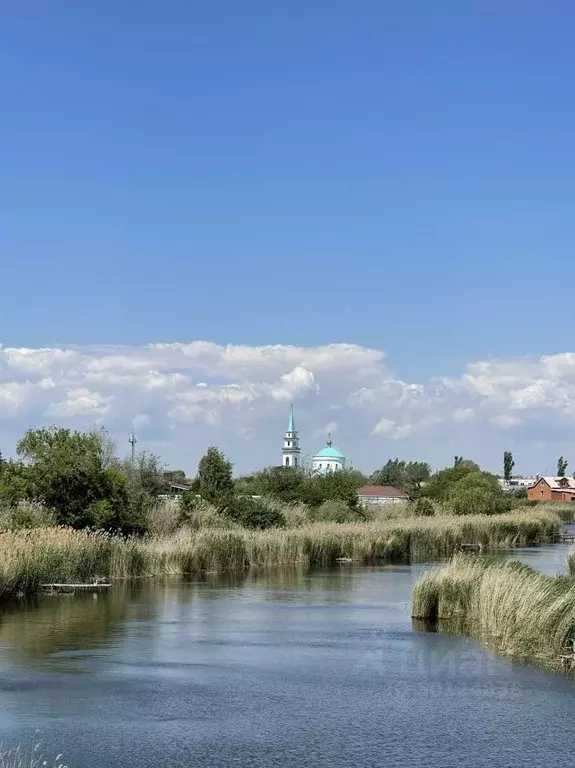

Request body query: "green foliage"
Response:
[413, 497, 436, 517]
[309, 499, 360, 523]
[239, 466, 307, 502]
[13, 426, 151, 534]
[179, 489, 201, 522]
[197, 447, 234, 507]
[225, 496, 286, 530]
[453, 456, 480, 470]
[557, 456, 568, 477]
[422, 464, 478, 502]
[119, 451, 165, 522]
[164, 469, 186, 483]
[0, 460, 30, 506]
[369, 459, 431, 499]
[503, 451, 515, 482]
[17, 427, 123, 528]
[236, 466, 364, 509]
[0, 502, 56, 530]
[448, 471, 509, 516]
[302, 470, 364, 509]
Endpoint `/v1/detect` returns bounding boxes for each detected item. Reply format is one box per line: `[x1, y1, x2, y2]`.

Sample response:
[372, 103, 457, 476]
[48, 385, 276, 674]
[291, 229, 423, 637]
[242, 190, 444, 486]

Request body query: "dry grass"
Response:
[0, 740, 68, 768]
[412, 554, 575, 672]
[0, 506, 558, 601]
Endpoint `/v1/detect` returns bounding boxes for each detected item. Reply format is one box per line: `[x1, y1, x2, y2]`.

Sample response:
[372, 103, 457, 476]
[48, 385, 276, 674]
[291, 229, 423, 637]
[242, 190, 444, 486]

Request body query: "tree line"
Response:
[0, 427, 539, 535]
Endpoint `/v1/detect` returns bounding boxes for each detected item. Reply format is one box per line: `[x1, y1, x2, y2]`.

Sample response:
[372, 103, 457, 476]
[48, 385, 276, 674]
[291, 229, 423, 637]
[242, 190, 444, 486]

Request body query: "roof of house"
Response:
[540, 476, 575, 490]
[358, 485, 407, 498]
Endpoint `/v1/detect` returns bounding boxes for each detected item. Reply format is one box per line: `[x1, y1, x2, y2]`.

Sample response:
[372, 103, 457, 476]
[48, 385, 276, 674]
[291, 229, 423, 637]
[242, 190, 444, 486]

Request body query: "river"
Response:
[0, 538, 574, 768]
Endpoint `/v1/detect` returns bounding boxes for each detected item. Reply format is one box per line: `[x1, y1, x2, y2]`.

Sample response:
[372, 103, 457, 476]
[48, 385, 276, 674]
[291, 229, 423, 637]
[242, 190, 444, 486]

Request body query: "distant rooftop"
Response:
[358, 485, 407, 498]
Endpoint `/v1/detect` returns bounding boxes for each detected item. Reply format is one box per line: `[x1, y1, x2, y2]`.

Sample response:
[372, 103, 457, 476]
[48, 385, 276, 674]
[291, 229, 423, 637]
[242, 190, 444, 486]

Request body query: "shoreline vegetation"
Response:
[0, 427, 568, 630]
[412, 552, 575, 674]
[0, 506, 560, 602]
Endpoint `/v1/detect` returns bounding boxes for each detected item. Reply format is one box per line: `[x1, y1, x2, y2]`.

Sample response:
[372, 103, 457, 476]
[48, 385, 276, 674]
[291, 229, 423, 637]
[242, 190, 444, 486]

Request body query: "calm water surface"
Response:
[0, 540, 574, 768]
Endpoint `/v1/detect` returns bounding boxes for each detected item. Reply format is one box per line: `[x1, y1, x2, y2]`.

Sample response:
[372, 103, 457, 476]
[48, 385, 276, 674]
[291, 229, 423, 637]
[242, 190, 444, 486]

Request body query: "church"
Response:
[281, 405, 347, 474]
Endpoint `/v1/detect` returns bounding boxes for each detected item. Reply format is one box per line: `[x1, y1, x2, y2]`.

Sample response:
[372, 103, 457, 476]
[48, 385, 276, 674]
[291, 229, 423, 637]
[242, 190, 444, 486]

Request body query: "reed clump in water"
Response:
[412, 555, 575, 672]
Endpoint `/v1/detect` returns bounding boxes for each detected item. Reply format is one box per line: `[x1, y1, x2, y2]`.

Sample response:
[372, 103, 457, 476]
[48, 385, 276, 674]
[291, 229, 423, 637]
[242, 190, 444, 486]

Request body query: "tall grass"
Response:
[0, 507, 559, 601]
[412, 555, 575, 672]
[0, 740, 67, 768]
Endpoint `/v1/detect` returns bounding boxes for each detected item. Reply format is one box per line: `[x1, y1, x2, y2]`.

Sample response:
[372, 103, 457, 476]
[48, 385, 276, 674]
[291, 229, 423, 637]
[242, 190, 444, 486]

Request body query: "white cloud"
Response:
[489, 414, 522, 429]
[132, 413, 150, 429]
[2, 340, 575, 472]
[453, 407, 475, 422]
[372, 418, 413, 439]
[46, 388, 113, 417]
[315, 420, 339, 438]
[1, 347, 78, 374]
[0, 381, 35, 412]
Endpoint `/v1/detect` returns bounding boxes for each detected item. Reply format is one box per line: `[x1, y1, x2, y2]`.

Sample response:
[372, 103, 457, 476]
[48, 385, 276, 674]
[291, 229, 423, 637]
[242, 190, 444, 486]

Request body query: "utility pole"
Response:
[129, 431, 137, 461]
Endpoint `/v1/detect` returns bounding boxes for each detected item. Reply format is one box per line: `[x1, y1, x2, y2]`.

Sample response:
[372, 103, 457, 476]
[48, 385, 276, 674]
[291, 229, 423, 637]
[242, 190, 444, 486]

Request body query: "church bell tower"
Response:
[282, 404, 301, 468]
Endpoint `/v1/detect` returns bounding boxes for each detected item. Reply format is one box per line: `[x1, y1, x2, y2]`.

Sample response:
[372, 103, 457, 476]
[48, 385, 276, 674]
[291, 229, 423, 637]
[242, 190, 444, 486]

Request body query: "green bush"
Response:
[225, 496, 286, 530]
[413, 498, 435, 517]
[309, 499, 359, 523]
[179, 490, 201, 522]
[0, 502, 56, 530]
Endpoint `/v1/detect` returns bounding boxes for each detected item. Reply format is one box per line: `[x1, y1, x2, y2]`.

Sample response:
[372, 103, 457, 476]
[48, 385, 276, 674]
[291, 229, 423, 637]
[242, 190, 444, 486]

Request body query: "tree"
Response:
[448, 471, 508, 516]
[454, 456, 480, 470]
[557, 457, 568, 477]
[503, 451, 515, 482]
[237, 465, 307, 503]
[0, 459, 30, 507]
[302, 469, 364, 510]
[118, 451, 166, 525]
[197, 447, 233, 507]
[15, 426, 138, 532]
[163, 469, 187, 485]
[422, 462, 482, 503]
[370, 459, 431, 499]
[17, 427, 116, 528]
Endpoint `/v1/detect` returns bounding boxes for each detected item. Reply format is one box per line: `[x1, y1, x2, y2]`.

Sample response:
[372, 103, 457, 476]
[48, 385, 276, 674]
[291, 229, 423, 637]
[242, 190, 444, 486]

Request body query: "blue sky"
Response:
[1, 2, 575, 476]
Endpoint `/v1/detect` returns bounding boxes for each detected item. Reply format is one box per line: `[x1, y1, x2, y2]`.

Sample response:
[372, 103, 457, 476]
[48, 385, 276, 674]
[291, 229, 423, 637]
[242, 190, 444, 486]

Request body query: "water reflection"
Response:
[0, 589, 129, 665]
[0, 550, 573, 768]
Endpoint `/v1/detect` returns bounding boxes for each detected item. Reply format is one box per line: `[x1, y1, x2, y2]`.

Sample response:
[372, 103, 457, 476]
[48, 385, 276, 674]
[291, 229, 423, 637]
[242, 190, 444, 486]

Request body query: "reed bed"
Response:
[0, 507, 559, 601]
[412, 555, 575, 672]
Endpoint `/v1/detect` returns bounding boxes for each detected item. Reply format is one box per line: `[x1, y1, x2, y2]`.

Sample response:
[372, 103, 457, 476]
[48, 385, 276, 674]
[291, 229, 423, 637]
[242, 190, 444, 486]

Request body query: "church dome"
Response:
[314, 445, 345, 460]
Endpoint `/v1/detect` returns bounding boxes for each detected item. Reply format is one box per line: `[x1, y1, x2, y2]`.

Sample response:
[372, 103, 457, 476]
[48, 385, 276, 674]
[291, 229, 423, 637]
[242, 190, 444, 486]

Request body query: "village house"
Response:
[357, 485, 408, 505]
[527, 476, 575, 502]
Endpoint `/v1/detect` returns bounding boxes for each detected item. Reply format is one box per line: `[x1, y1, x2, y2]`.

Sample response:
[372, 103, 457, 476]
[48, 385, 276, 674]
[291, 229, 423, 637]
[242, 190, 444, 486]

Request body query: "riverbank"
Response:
[411, 554, 575, 673]
[0, 507, 560, 601]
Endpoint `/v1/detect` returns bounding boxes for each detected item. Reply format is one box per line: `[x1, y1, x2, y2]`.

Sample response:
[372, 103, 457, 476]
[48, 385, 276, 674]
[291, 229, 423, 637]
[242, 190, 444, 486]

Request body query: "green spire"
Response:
[287, 404, 295, 433]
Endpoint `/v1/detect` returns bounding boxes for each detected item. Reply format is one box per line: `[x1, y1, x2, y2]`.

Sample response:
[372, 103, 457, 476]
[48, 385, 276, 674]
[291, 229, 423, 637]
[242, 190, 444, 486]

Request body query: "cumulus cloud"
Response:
[46, 388, 113, 417]
[1, 340, 575, 471]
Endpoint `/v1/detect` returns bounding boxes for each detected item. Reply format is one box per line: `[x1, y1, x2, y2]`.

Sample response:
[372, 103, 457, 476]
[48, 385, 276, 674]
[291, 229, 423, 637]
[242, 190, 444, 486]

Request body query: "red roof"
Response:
[358, 485, 407, 498]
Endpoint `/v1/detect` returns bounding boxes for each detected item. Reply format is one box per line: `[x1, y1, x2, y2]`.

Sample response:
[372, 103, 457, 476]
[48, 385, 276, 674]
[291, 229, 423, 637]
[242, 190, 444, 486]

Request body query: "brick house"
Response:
[357, 485, 408, 505]
[527, 476, 575, 502]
